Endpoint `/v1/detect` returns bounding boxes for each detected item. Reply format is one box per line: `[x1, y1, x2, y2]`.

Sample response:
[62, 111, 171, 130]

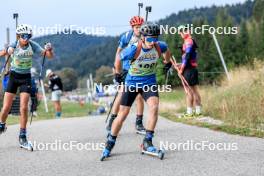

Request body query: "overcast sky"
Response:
[0, 0, 246, 47]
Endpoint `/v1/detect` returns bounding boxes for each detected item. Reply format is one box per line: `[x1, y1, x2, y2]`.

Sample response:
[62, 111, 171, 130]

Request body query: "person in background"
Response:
[46, 69, 63, 118]
[178, 25, 202, 117]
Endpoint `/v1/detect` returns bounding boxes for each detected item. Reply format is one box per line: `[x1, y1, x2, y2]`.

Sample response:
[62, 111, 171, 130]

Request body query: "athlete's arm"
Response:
[114, 47, 123, 74]
[158, 41, 172, 72]
[162, 49, 171, 64]
[120, 45, 137, 63]
[6, 42, 17, 55]
[114, 33, 128, 74]
[180, 40, 193, 74]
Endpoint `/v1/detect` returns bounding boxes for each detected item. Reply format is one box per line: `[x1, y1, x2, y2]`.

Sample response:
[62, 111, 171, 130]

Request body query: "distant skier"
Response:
[0, 24, 53, 150]
[106, 16, 146, 134]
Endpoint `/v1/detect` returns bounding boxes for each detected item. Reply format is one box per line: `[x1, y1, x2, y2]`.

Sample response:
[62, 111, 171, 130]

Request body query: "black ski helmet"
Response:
[140, 22, 160, 36]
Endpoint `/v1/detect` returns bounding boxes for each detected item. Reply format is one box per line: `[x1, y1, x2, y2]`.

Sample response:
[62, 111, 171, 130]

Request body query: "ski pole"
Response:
[171, 56, 192, 89]
[39, 52, 49, 113]
[29, 98, 34, 125]
[105, 90, 119, 123]
[31, 51, 49, 124]
[171, 56, 190, 88]
[138, 3, 143, 16]
[165, 69, 169, 86]
[145, 6, 152, 22]
[170, 56, 191, 94]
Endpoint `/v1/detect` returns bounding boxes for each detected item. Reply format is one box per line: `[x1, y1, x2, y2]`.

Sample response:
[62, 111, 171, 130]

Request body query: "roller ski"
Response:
[135, 123, 146, 135]
[140, 138, 164, 160]
[19, 134, 33, 151]
[100, 135, 116, 161]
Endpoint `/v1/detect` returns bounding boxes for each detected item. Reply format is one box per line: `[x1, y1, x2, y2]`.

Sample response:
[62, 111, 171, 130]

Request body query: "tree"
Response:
[95, 66, 113, 85]
[58, 68, 78, 91]
[253, 0, 264, 23]
[237, 20, 250, 64]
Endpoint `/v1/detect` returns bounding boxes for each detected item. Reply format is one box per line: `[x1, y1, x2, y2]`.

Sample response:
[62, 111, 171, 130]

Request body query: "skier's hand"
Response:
[163, 62, 172, 74]
[178, 67, 184, 75]
[44, 83, 49, 88]
[114, 73, 122, 84]
[44, 42, 52, 51]
[7, 47, 14, 55]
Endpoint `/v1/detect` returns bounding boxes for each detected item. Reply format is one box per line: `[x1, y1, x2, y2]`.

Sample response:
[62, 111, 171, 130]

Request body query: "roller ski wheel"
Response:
[19, 135, 33, 152]
[140, 144, 165, 160]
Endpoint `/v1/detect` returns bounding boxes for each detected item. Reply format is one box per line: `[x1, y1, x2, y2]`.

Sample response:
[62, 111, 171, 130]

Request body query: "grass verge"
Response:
[7, 101, 96, 125]
[159, 61, 264, 138]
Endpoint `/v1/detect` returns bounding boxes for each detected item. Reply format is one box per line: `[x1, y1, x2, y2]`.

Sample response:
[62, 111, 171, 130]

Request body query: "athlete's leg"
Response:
[106, 85, 124, 131]
[192, 85, 202, 115]
[141, 86, 159, 152]
[0, 92, 16, 123]
[136, 94, 144, 116]
[19, 92, 30, 129]
[111, 105, 131, 136]
[135, 94, 145, 132]
[111, 86, 138, 136]
[145, 96, 159, 131]
[186, 89, 194, 115]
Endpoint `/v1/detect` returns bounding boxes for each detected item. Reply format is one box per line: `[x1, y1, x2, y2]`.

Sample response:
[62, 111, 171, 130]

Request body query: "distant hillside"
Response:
[32, 32, 116, 75]
[158, 0, 254, 25]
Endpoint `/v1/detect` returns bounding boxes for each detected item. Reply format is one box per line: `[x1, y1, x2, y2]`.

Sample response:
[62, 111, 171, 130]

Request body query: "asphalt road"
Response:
[0, 113, 263, 176]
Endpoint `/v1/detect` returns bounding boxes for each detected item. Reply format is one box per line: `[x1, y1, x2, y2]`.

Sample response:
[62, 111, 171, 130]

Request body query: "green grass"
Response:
[159, 89, 185, 102]
[6, 101, 96, 125]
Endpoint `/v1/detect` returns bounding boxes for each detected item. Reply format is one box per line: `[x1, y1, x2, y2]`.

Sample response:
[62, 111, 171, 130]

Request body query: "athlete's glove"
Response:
[114, 73, 122, 84]
[44, 42, 52, 51]
[163, 62, 172, 74]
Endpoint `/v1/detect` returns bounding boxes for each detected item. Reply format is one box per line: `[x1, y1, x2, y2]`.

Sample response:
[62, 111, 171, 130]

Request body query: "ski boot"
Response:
[194, 112, 203, 117]
[179, 113, 195, 119]
[141, 132, 164, 160]
[0, 123, 7, 135]
[19, 131, 33, 151]
[135, 118, 146, 135]
[100, 135, 116, 161]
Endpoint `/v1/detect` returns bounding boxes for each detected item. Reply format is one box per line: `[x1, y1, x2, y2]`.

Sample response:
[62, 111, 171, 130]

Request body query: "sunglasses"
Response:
[146, 37, 158, 43]
[20, 34, 32, 40]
